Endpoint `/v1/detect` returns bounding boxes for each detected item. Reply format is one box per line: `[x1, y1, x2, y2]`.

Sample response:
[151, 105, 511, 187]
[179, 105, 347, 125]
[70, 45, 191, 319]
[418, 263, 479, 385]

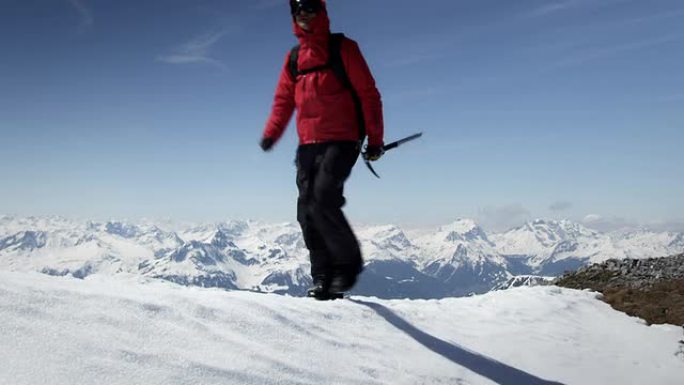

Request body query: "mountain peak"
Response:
[105, 221, 140, 238]
[518, 219, 598, 240]
[439, 218, 481, 234]
[0, 231, 48, 251]
[374, 225, 412, 248]
[217, 220, 250, 236]
[208, 229, 237, 249]
[437, 219, 491, 244]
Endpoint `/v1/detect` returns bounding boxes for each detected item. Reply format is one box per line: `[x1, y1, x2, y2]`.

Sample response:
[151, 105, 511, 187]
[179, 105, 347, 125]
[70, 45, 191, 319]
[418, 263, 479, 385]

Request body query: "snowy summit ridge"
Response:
[1, 271, 682, 385]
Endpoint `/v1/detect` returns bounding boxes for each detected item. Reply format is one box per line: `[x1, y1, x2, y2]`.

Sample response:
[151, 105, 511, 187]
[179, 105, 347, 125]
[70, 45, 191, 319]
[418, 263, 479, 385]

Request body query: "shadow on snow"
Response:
[349, 299, 565, 385]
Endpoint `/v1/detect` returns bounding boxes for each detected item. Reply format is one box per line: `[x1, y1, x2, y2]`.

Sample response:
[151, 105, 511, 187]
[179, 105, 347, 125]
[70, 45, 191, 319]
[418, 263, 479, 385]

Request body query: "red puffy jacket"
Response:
[262, 7, 384, 147]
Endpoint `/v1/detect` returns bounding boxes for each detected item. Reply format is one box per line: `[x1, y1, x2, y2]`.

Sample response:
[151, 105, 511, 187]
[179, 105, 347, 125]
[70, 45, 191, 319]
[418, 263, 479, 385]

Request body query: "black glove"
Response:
[363, 145, 384, 161]
[260, 137, 274, 152]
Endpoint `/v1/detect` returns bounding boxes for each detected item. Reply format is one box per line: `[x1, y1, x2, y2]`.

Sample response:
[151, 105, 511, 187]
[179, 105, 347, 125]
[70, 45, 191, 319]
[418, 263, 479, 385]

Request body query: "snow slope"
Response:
[1, 271, 682, 385]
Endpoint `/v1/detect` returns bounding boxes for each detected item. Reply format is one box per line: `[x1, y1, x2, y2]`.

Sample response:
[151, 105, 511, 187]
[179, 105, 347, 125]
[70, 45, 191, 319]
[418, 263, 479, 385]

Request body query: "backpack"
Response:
[288, 33, 366, 141]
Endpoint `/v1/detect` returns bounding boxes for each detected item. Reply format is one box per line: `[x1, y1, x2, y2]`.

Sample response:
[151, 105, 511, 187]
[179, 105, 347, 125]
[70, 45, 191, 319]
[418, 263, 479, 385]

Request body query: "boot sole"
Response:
[307, 291, 345, 301]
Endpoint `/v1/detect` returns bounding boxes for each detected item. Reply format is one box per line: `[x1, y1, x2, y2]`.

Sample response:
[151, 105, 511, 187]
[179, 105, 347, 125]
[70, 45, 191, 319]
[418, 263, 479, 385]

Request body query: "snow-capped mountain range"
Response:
[1, 215, 682, 299]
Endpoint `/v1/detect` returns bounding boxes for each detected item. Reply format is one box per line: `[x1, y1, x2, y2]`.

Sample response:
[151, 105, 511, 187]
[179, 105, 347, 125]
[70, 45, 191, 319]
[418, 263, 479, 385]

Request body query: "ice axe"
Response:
[362, 132, 423, 178]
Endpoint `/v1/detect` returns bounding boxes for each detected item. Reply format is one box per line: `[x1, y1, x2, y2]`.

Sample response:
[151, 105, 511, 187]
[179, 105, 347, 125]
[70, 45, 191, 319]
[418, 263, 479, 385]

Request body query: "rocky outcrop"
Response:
[556, 253, 684, 291]
[555, 253, 684, 325]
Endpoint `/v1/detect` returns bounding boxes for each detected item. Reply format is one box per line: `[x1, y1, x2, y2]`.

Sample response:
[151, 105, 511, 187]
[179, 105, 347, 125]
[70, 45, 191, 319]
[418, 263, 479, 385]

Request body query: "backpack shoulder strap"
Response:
[328, 33, 352, 90]
[288, 45, 300, 79]
[328, 33, 366, 141]
[288, 34, 350, 81]
[285, 34, 366, 141]
[289, 43, 330, 76]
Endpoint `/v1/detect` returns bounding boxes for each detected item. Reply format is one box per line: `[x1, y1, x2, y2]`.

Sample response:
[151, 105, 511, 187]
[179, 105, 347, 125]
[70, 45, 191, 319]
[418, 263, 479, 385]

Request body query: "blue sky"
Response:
[1, 0, 683, 232]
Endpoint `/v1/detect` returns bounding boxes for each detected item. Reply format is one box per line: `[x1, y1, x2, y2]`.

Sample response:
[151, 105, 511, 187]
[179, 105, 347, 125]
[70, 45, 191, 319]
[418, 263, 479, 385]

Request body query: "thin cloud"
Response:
[613, 8, 684, 26]
[67, 0, 94, 27]
[647, 220, 684, 233]
[476, 204, 532, 232]
[553, 34, 682, 68]
[157, 31, 228, 70]
[522, 0, 633, 19]
[525, 1, 577, 18]
[581, 214, 684, 233]
[582, 214, 635, 232]
[549, 201, 573, 212]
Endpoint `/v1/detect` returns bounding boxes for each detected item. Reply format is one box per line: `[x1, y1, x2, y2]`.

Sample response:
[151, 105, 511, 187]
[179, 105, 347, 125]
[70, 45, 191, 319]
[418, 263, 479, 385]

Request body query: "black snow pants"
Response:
[296, 141, 363, 280]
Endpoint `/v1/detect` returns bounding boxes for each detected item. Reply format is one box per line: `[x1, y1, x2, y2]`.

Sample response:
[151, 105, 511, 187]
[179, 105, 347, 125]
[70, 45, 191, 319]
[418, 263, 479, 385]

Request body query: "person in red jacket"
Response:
[260, 0, 384, 300]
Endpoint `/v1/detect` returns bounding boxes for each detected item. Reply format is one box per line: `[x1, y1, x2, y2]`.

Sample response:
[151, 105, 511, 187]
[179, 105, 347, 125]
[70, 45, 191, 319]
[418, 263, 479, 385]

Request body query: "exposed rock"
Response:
[555, 253, 684, 325]
[557, 253, 684, 290]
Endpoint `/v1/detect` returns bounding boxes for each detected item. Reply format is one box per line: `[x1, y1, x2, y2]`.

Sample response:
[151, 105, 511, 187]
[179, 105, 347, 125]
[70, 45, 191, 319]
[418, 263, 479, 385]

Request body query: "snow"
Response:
[1, 271, 682, 385]
[610, 230, 684, 259]
[491, 218, 684, 267]
[1, 216, 683, 298]
[411, 219, 505, 270]
[357, 225, 419, 262]
[431, 219, 480, 234]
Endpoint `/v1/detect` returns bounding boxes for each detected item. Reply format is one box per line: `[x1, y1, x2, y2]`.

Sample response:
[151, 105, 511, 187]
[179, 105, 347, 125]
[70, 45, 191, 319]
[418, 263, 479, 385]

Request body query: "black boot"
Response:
[306, 275, 331, 300]
[328, 265, 363, 295]
[328, 275, 356, 295]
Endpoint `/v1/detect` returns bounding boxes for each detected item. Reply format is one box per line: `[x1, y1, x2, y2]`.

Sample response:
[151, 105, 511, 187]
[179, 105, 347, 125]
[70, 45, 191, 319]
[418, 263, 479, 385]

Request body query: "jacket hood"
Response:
[292, 1, 330, 40]
[291, 1, 331, 69]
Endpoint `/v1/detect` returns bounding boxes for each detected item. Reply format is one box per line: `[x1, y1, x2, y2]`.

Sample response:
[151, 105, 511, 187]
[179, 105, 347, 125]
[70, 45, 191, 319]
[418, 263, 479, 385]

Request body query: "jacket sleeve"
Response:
[262, 54, 296, 143]
[341, 39, 384, 147]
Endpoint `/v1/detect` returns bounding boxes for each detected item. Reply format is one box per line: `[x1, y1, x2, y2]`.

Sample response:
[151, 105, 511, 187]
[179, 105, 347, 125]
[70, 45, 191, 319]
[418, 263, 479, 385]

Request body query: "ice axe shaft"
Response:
[363, 132, 423, 178]
[382, 132, 423, 151]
